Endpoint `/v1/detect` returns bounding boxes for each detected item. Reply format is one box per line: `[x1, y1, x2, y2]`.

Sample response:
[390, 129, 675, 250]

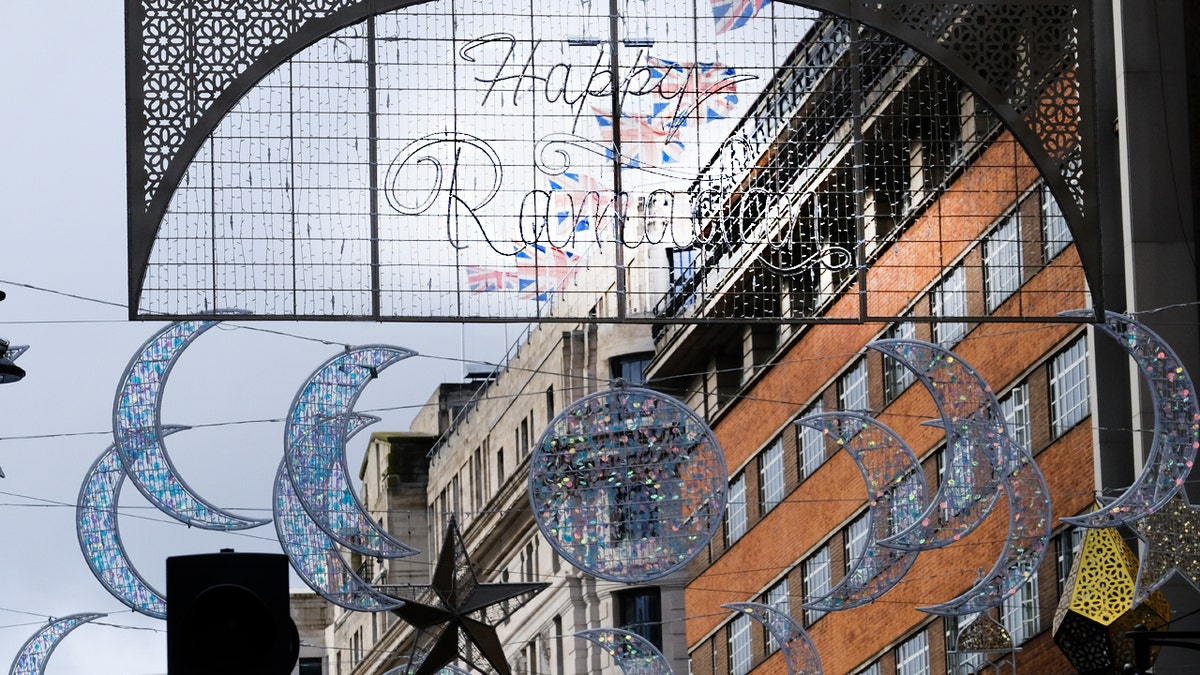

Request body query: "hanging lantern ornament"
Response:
[1052, 524, 1170, 674]
[529, 383, 727, 582]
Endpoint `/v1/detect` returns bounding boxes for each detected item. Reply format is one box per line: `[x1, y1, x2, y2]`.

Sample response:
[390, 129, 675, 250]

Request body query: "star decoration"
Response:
[379, 517, 548, 675]
[1130, 492, 1200, 606]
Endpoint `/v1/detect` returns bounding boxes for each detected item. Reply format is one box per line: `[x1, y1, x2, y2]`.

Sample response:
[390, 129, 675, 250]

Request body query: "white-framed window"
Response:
[798, 400, 826, 481]
[839, 358, 870, 412]
[1050, 337, 1090, 437]
[1000, 383, 1032, 454]
[763, 578, 789, 654]
[845, 514, 871, 574]
[984, 212, 1023, 312]
[728, 612, 752, 675]
[726, 473, 748, 547]
[896, 630, 930, 675]
[1002, 571, 1041, 645]
[802, 545, 831, 626]
[759, 438, 786, 513]
[883, 320, 917, 404]
[1056, 526, 1086, 594]
[1041, 181, 1070, 262]
[932, 266, 968, 347]
[857, 662, 881, 675]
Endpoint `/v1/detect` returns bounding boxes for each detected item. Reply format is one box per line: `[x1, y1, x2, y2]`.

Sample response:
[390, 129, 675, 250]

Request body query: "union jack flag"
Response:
[644, 57, 741, 124]
[594, 110, 686, 167]
[514, 243, 579, 301]
[465, 266, 519, 292]
[548, 171, 611, 236]
[712, 0, 770, 34]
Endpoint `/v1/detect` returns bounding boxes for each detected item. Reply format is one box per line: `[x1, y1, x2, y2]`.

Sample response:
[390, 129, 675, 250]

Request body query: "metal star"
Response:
[1130, 492, 1200, 606]
[379, 518, 548, 675]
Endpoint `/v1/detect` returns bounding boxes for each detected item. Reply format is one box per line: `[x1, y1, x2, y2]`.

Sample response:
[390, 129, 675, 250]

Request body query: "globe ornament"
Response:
[529, 384, 727, 582]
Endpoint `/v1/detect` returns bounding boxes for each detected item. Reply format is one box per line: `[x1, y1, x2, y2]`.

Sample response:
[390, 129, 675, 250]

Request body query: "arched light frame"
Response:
[126, 0, 1105, 322]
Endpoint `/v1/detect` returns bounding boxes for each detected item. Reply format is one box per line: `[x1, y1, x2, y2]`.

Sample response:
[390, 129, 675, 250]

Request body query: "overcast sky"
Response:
[0, 3, 518, 672]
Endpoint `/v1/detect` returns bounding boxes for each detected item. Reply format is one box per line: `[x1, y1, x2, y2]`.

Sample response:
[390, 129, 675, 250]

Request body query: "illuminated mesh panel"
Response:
[722, 603, 822, 675]
[576, 628, 672, 675]
[77, 444, 173, 619]
[284, 346, 421, 559]
[529, 385, 727, 582]
[10, 614, 106, 675]
[112, 320, 269, 530]
[272, 458, 405, 611]
[132, 2, 1089, 323]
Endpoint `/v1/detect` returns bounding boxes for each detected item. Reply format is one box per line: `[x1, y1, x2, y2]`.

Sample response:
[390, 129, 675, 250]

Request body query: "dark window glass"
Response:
[616, 587, 663, 649]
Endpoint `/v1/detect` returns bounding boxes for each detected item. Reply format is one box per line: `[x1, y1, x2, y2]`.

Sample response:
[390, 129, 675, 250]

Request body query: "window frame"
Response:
[931, 265, 968, 347]
[838, 357, 870, 412]
[728, 612, 753, 675]
[1041, 181, 1070, 262]
[895, 630, 930, 675]
[797, 400, 826, 481]
[726, 473, 748, 547]
[883, 320, 917, 404]
[802, 545, 831, 626]
[983, 210, 1023, 312]
[1050, 336, 1090, 437]
[759, 437, 786, 514]
[1001, 570, 1041, 645]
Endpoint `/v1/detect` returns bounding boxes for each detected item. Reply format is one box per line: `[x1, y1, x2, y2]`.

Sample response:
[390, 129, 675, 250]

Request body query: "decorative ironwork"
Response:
[722, 602, 822, 675]
[956, 615, 1013, 653]
[9, 613, 106, 675]
[1061, 311, 1200, 528]
[273, 453, 406, 611]
[377, 517, 548, 675]
[795, 412, 926, 611]
[76, 441, 182, 619]
[576, 628, 673, 675]
[528, 384, 727, 583]
[1130, 493, 1200, 607]
[284, 345, 421, 558]
[112, 320, 269, 530]
[127, 1, 1096, 323]
[1052, 524, 1170, 674]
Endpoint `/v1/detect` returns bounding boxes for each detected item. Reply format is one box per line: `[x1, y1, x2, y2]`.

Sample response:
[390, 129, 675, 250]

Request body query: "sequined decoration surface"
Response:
[1130, 493, 1200, 606]
[722, 603, 822, 675]
[284, 345, 421, 559]
[9, 613, 106, 675]
[1061, 310, 1200, 527]
[795, 412, 926, 611]
[529, 385, 727, 582]
[112, 320, 269, 530]
[576, 628, 673, 675]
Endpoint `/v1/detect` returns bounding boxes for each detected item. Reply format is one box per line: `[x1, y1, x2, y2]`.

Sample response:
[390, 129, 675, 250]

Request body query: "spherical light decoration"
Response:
[529, 384, 727, 582]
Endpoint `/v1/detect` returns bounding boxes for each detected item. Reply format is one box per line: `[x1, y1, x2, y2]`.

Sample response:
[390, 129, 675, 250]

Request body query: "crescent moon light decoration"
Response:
[285, 345, 421, 558]
[76, 431, 189, 619]
[274, 414, 405, 612]
[794, 412, 927, 611]
[869, 339, 1052, 615]
[113, 320, 269, 530]
[576, 628, 673, 675]
[866, 339, 1014, 549]
[9, 613, 106, 675]
[1059, 310, 1200, 528]
[528, 384, 727, 583]
[721, 603, 822, 675]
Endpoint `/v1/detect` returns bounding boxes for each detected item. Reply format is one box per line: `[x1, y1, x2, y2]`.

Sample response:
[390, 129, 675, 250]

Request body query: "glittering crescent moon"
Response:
[113, 320, 269, 530]
[917, 420, 1052, 615]
[274, 430, 405, 612]
[867, 339, 1013, 549]
[9, 613, 106, 675]
[76, 431, 189, 619]
[1060, 310, 1200, 527]
[794, 413, 926, 611]
[285, 345, 421, 558]
[576, 628, 673, 675]
[721, 603, 822, 675]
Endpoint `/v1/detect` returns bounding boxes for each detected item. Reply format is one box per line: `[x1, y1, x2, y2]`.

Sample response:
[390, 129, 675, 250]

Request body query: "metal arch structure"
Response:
[126, 0, 1107, 321]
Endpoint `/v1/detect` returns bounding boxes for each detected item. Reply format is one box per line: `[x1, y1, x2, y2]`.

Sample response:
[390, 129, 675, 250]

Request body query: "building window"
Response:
[931, 266, 968, 347]
[1001, 571, 1041, 644]
[546, 385, 555, 419]
[616, 587, 663, 650]
[1056, 527, 1085, 594]
[497, 447, 506, 485]
[611, 352, 654, 385]
[1042, 181, 1070, 262]
[1000, 383, 1032, 454]
[838, 357, 870, 412]
[844, 514, 872, 577]
[857, 662, 881, 675]
[763, 578, 789, 654]
[299, 657, 322, 675]
[802, 545, 831, 626]
[984, 212, 1023, 312]
[895, 630, 930, 675]
[726, 473, 748, 547]
[728, 612, 752, 675]
[798, 400, 826, 481]
[759, 438, 786, 514]
[883, 320, 917, 404]
[1050, 337, 1090, 437]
